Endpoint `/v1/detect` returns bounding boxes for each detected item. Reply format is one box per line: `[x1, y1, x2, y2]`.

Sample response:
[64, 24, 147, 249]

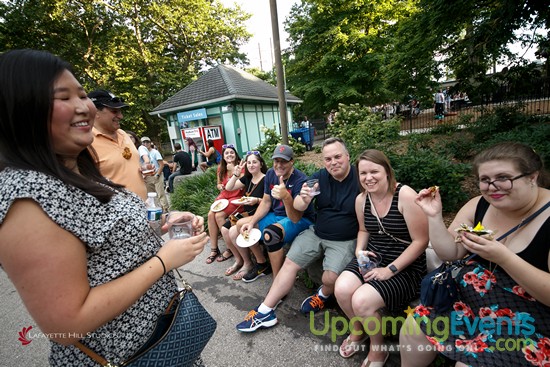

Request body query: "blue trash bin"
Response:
[290, 128, 314, 150]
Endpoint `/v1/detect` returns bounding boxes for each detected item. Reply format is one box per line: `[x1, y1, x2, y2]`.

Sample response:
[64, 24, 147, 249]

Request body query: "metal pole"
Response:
[269, 0, 288, 144]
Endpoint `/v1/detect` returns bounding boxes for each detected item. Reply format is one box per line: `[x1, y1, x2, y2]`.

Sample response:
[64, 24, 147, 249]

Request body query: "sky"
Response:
[219, 0, 298, 71]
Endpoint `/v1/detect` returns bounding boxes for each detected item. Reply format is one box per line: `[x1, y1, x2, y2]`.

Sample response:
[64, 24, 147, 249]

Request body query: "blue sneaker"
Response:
[300, 287, 329, 314]
[236, 307, 278, 332]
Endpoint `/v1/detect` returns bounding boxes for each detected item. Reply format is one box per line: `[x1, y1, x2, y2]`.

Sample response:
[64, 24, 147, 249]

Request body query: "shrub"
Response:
[391, 149, 471, 213]
[467, 103, 530, 136]
[293, 161, 319, 177]
[169, 168, 218, 220]
[328, 103, 402, 159]
[255, 125, 305, 159]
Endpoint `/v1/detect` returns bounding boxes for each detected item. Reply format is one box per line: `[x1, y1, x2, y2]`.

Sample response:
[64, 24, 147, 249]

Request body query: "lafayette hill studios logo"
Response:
[18, 326, 33, 346]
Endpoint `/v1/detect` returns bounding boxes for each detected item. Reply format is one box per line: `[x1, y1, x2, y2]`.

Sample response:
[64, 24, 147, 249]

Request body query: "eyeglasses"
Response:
[479, 173, 529, 191]
[246, 151, 260, 156]
[222, 144, 235, 149]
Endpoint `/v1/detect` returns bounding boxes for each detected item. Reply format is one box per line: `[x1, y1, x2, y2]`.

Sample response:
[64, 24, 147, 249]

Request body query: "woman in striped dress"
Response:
[335, 149, 429, 367]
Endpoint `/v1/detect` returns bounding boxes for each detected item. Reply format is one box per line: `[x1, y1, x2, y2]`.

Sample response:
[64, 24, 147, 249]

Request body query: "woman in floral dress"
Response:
[400, 142, 550, 367]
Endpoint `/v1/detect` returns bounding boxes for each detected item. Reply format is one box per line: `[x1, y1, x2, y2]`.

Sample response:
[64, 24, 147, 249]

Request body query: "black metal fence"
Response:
[400, 96, 549, 134]
[304, 76, 550, 142]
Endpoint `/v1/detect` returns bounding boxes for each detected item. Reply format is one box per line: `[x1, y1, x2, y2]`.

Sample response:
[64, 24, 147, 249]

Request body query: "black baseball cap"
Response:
[88, 89, 129, 108]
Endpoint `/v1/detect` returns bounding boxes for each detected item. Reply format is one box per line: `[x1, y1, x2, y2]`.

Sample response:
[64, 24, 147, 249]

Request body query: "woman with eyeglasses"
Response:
[205, 144, 244, 264]
[400, 142, 550, 367]
[222, 151, 269, 279]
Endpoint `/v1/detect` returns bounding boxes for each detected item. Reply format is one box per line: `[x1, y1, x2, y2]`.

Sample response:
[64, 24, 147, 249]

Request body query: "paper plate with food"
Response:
[454, 222, 495, 242]
[231, 196, 252, 205]
[236, 228, 262, 248]
[210, 199, 229, 212]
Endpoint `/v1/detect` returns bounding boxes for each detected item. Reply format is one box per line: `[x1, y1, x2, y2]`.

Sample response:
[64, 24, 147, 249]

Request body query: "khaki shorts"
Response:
[287, 226, 356, 274]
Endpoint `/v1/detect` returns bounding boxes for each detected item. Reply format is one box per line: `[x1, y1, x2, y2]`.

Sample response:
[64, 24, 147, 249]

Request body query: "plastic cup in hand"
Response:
[306, 179, 320, 196]
[166, 211, 194, 239]
[358, 251, 381, 275]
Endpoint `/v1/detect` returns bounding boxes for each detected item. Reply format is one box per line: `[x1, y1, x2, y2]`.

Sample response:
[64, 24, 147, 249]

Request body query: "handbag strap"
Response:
[462, 200, 550, 263]
[75, 341, 113, 366]
[367, 193, 411, 245]
[74, 288, 190, 366]
[496, 200, 550, 241]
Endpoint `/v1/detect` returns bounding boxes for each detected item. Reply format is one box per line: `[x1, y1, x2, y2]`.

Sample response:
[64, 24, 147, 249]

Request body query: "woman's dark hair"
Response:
[0, 49, 122, 202]
[126, 130, 141, 149]
[219, 146, 241, 181]
[207, 139, 214, 148]
[473, 142, 550, 188]
[186, 137, 197, 149]
[243, 152, 268, 178]
[356, 149, 397, 195]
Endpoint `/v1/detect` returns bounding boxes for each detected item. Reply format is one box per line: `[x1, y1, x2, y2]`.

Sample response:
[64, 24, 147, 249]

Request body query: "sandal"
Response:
[339, 334, 369, 358]
[360, 352, 389, 367]
[224, 263, 243, 276]
[216, 249, 233, 262]
[205, 248, 220, 264]
[232, 267, 252, 281]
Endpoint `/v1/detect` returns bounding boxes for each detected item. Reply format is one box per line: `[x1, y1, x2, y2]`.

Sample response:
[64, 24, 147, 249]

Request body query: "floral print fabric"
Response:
[415, 260, 550, 366]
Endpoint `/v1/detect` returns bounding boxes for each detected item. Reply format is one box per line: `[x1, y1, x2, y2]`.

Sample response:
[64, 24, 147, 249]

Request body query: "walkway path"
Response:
[1, 234, 407, 366]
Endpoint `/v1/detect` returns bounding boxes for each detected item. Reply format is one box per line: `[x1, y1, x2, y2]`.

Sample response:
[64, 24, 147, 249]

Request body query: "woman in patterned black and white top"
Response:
[0, 49, 209, 366]
[334, 149, 429, 367]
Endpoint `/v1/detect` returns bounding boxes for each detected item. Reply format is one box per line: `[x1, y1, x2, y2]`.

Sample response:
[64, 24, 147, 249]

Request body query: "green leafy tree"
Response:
[283, 0, 417, 117]
[283, 0, 548, 115]
[0, 0, 251, 140]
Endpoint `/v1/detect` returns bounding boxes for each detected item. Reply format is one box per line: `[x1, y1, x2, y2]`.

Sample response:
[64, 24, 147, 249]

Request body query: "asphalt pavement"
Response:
[1, 235, 403, 366]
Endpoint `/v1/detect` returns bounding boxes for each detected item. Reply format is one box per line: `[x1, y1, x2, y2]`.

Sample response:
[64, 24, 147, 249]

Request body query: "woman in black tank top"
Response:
[401, 142, 550, 367]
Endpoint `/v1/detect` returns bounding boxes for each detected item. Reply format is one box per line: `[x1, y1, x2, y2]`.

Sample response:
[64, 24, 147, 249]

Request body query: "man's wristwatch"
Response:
[388, 264, 398, 274]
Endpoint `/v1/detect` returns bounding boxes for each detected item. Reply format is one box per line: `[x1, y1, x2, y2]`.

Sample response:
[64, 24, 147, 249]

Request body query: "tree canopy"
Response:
[0, 0, 251, 142]
[284, 0, 549, 117]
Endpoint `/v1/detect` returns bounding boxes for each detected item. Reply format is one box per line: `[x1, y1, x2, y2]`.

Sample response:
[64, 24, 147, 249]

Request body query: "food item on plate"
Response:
[238, 196, 248, 203]
[428, 185, 439, 198]
[212, 201, 223, 211]
[243, 231, 249, 241]
[454, 222, 495, 242]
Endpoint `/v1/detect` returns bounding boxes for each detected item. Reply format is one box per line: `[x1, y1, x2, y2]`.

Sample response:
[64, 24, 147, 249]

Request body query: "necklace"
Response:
[245, 179, 258, 197]
[368, 194, 386, 235]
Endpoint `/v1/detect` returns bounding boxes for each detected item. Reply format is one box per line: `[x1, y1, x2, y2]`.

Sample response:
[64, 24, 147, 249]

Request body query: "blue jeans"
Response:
[168, 171, 187, 192]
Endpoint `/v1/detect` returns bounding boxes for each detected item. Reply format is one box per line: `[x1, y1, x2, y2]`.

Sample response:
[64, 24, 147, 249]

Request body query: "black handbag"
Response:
[76, 282, 216, 367]
[420, 201, 550, 313]
[420, 254, 475, 313]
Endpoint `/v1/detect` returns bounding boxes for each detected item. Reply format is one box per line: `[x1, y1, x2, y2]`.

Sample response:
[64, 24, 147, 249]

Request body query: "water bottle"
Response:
[145, 192, 163, 237]
[357, 251, 372, 275]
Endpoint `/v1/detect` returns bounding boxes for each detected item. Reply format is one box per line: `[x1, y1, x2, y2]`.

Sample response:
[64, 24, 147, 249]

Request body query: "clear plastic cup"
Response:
[166, 211, 194, 239]
[358, 251, 381, 275]
[307, 179, 320, 196]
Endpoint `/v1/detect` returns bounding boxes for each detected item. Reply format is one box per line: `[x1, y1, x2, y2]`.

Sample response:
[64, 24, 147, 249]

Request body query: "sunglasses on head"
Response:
[222, 144, 235, 149]
[246, 151, 260, 156]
